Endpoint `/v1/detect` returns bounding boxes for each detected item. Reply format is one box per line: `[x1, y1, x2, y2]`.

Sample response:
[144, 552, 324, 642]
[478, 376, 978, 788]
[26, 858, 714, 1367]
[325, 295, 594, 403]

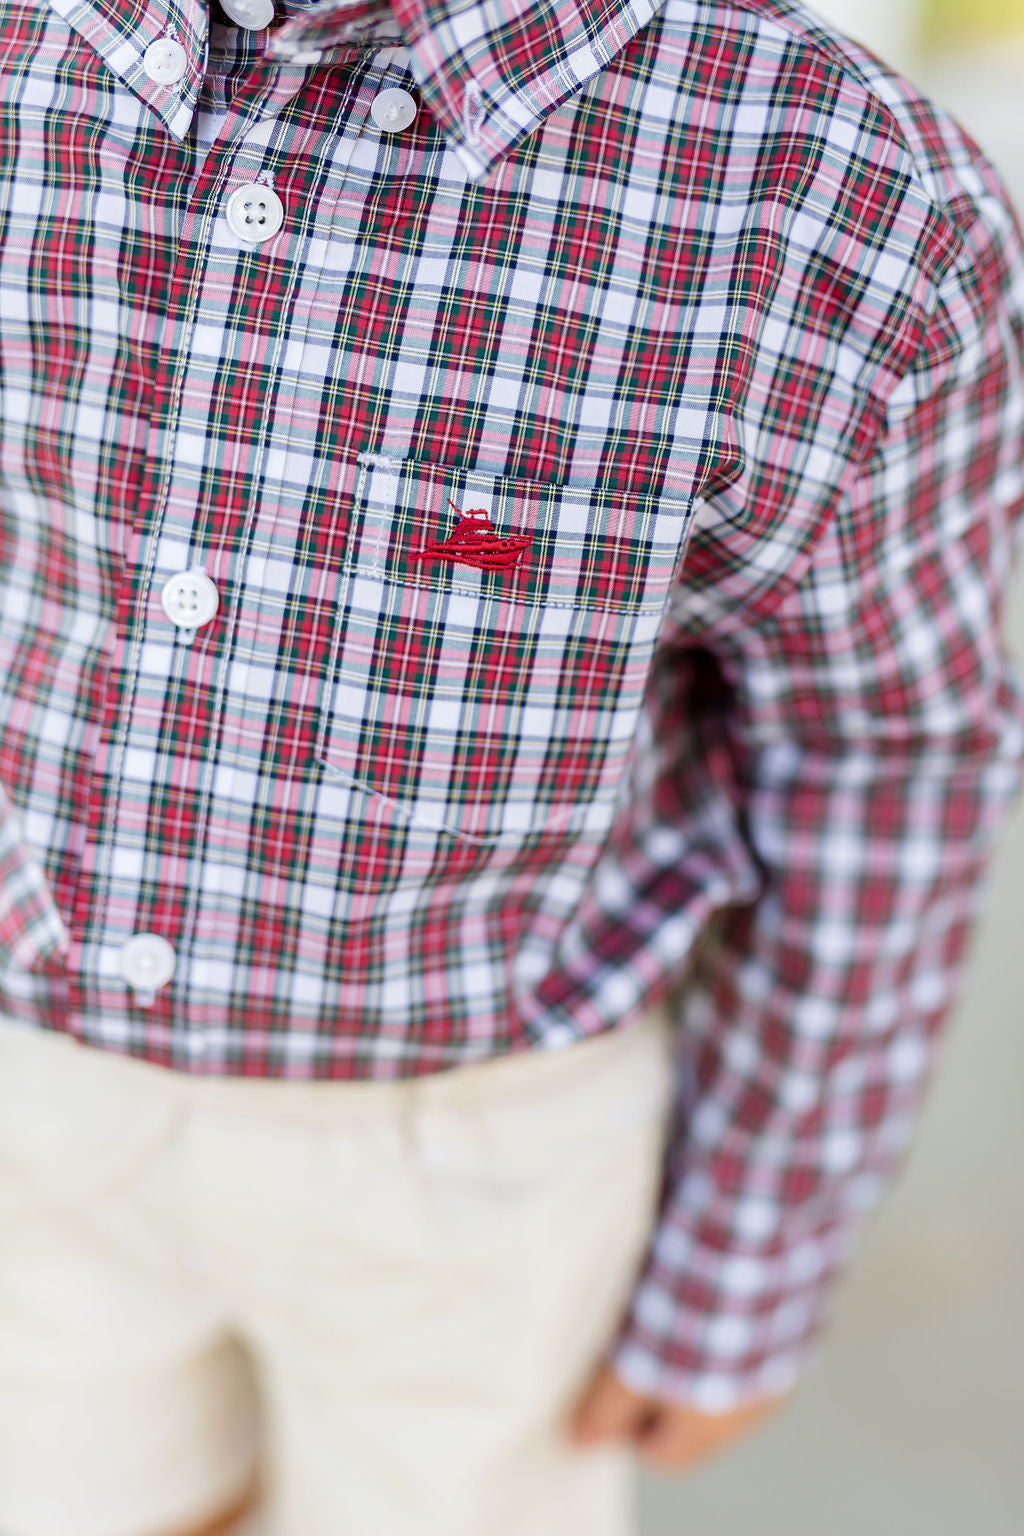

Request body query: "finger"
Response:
[635, 1407, 706, 1470]
[570, 1365, 654, 1446]
[636, 1392, 790, 1472]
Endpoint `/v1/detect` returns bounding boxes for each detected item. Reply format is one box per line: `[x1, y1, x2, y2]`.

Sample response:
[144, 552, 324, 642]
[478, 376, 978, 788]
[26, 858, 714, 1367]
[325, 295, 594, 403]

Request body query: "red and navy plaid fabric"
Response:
[1, 0, 1023, 1408]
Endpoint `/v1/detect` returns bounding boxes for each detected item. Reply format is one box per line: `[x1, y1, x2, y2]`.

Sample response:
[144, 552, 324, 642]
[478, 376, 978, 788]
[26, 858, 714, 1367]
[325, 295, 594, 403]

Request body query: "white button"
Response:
[225, 184, 285, 244]
[370, 88, 418, 134]
[220, 0, 275, 28]
[143, 37, 188, 86]
[161, 570, 219, 630]
[119, 933, 176, 992]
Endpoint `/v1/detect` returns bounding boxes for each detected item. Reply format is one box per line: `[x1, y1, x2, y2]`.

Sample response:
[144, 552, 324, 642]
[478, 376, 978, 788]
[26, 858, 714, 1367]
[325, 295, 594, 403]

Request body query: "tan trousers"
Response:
[0, 1009, 673, 1536]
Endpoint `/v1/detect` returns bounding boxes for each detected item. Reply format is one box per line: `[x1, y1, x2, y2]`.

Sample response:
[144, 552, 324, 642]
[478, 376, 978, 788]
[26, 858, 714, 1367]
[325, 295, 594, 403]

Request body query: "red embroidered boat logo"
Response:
[412, 499, 532, 571]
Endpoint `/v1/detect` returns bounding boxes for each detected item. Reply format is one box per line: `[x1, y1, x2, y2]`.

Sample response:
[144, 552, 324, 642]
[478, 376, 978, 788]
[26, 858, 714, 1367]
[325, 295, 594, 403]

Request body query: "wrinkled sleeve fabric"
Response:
[611, 188, 1024, 1412]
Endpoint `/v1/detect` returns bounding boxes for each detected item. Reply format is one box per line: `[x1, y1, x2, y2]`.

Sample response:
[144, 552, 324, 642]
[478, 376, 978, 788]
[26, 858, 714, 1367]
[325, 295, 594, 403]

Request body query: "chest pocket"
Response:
[313, 455, 695, 845]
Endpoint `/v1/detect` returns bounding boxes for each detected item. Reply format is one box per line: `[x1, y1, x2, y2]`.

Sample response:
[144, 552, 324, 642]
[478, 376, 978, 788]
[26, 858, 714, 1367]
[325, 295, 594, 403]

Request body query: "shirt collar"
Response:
[46, 0, 666, 180]
[268, 0, 668, 180]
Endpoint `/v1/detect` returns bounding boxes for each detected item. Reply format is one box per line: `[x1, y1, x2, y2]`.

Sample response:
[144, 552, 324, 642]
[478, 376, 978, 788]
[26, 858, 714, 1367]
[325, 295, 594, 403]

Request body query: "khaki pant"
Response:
[0, 1010, 673, 1536]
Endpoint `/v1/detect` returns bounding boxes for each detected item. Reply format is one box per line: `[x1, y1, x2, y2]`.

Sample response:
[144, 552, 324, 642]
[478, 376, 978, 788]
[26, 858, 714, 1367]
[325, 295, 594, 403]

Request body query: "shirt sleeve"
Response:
[609, 190, 1024, 1413]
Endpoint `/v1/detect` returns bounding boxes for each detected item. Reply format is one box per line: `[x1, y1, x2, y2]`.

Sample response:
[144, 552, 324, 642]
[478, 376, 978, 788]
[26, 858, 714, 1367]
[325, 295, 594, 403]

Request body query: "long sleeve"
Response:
[610, 188, 1024, 1411]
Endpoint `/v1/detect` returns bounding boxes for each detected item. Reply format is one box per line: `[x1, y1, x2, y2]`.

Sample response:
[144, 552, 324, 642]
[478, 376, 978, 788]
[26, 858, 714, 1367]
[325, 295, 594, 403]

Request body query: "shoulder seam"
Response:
[654, 0, 988, 241]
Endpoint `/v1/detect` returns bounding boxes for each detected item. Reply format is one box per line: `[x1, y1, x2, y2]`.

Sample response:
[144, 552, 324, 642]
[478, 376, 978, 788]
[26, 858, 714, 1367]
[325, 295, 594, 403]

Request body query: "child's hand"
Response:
[569, 1361, 791, 1472]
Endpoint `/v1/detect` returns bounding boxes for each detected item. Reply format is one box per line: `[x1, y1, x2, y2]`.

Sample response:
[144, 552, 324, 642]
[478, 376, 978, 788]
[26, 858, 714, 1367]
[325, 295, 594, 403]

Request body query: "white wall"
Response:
[802, 0, 924, 76]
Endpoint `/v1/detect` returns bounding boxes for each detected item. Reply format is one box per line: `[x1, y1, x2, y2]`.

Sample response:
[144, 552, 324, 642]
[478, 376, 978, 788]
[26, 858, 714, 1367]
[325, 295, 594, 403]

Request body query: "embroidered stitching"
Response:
[413, 498, 532, 571]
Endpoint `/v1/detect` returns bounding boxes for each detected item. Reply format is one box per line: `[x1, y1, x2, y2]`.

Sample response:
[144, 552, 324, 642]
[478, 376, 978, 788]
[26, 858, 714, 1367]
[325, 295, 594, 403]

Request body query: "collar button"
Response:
[221, 0, 275, 30]
[143, 37, 188, 86]
[370, 87, 418, 134]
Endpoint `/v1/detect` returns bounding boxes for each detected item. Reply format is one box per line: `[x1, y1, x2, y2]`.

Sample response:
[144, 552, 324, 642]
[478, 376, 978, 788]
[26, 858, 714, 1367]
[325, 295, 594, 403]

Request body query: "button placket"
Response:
[69, 49, 319, 1022]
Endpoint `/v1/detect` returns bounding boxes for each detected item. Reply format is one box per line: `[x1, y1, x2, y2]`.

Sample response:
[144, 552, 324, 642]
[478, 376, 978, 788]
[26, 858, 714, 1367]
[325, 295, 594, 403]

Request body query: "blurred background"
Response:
[641, 1, 1024, 1531]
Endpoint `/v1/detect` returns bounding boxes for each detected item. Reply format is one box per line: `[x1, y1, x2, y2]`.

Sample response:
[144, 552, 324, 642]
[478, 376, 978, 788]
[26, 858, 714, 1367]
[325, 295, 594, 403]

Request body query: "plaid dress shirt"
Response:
[1, 0, 1023, 1410]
